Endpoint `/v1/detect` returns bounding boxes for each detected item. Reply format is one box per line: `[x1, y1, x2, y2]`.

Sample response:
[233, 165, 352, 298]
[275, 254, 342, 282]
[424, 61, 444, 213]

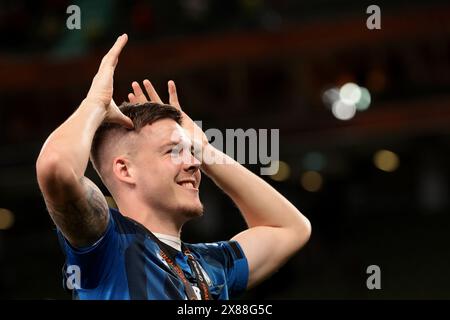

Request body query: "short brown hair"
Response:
[90, 102, 182, 174]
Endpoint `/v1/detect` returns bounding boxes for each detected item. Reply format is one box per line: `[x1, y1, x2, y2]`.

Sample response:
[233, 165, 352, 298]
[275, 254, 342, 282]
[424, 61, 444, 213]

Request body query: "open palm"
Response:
[128, 80, 208, 146]
[85, 34, 133, 129]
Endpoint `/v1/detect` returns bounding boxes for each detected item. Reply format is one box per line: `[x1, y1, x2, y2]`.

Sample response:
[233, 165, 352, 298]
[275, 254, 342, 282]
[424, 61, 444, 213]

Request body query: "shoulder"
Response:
[186, 240, 249, 297]
[185, 240, 247, 265]
[108, 208, 141, 236]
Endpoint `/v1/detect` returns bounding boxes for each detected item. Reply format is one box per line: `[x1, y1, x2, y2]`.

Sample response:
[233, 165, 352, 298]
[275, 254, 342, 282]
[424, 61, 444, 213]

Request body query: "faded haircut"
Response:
[90, 102, 182, 175]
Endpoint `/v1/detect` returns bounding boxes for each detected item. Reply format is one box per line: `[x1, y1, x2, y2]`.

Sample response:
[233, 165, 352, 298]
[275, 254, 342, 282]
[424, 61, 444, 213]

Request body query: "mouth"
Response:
[176, 179, 198, 191]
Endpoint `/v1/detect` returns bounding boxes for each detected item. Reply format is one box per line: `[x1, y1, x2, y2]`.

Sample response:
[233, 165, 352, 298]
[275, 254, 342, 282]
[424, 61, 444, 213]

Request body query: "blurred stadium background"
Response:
[1, 0, 450, 299]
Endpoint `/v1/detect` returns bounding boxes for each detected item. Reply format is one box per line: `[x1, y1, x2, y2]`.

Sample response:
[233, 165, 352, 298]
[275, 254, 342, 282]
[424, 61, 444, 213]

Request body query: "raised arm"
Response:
[201, 146, 311, 289]
[36, 34, 133, 248]
[128, 80, 311, 289]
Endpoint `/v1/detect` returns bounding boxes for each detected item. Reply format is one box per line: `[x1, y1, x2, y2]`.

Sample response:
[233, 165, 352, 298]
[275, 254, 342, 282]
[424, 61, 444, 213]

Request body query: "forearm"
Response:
[201, 144, 310, 232]
[37, 99, 106, 178]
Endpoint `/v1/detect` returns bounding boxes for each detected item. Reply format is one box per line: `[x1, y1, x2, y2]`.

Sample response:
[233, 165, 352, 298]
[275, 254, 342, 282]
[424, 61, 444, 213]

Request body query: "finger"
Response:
[143, 79, 163, 104]
[128, 93, 137, 104]
[100, 34, 128, 70]
[168, 80, 181, 109]
[132, 81, 148, 103]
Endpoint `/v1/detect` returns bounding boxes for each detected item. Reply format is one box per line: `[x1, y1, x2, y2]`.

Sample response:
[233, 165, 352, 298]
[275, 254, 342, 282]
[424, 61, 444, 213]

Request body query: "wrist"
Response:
[199, 143, 214, 174]
[80, 98, 108, 116]
[75, 98, 108, 129]
[81, 97, 106, 109]
[200, 143, 235, 173]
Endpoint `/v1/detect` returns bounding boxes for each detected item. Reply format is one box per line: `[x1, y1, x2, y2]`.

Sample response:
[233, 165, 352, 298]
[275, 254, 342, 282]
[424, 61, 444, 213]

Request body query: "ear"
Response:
[112, 156, 136, 185]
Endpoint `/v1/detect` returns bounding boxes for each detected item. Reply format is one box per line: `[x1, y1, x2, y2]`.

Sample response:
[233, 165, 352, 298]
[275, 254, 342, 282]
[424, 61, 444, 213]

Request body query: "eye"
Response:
[168, 145, 182, 155]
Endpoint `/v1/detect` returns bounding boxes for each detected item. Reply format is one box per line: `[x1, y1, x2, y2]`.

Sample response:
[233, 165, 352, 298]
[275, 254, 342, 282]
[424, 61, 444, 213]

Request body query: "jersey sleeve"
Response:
[221, 240, 249, 296]
[196, 240, 249, 298]
[56, 208, 121, 290]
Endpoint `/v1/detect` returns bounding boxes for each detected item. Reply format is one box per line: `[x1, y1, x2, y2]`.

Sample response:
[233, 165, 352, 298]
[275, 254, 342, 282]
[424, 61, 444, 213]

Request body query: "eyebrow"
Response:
[159, 141, 180, 151]
[159, 139, 193, 152]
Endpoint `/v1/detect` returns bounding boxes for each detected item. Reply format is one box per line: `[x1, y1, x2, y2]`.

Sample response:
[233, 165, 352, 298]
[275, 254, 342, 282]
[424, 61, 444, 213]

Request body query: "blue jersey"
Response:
[57, 208, 249, 300]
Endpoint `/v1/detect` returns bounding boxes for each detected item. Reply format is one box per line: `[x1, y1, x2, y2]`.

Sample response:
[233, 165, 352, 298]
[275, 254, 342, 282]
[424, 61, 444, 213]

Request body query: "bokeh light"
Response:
[373, 149, 400, 172]
[0, 208, 15, 230]
[332, 100, 356, 120]
[339, 82, 362, 105]
[302, 152, 327, 171]
[300, 171, 323, 192]
[270, 160, 291, 182]
[355, 87, 371, 111]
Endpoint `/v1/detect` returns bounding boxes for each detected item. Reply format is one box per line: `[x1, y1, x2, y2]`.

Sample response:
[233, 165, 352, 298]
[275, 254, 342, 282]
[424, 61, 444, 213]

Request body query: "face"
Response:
[131, 119, 203, 221]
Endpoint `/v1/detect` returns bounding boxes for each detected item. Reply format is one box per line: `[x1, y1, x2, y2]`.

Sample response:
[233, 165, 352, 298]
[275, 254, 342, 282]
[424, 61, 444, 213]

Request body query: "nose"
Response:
[182, 151, 201, 173]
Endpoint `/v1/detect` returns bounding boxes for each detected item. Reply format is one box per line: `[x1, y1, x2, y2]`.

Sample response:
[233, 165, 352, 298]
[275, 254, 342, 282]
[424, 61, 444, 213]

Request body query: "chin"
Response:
[179, 202, 204, 219]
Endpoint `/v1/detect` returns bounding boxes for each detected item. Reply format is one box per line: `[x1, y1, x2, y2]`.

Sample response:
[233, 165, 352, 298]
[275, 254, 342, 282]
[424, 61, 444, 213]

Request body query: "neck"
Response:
[153, 232, 182, 251]
[117, 201, 184, 238]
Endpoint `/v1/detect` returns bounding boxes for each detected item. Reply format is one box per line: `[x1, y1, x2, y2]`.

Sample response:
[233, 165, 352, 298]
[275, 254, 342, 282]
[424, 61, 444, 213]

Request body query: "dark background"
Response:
[0, 0, 450, 299]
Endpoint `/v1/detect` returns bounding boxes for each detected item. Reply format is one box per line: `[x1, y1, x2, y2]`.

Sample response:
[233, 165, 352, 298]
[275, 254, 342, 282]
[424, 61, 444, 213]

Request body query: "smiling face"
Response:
[131, 118, 203, 221]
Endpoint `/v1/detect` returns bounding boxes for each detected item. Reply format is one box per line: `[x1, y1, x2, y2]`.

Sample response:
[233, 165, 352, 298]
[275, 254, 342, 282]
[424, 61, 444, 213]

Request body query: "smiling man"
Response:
[36, 34, 311, 300]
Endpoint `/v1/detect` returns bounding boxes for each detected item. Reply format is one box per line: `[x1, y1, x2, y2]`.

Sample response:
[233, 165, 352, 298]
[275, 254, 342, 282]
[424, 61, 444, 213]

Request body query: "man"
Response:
[36, 34, 311, 300]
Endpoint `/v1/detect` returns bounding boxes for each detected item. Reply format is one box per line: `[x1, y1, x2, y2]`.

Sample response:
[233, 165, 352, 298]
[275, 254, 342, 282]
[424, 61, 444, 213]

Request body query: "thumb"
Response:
[119, 114, 134, 129]
[107, 113, 134, 129]
[106, 103, 134, 129]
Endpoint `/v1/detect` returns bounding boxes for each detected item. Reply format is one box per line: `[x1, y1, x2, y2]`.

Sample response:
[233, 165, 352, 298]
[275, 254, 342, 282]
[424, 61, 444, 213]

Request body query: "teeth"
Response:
[180, 182, 195, 189]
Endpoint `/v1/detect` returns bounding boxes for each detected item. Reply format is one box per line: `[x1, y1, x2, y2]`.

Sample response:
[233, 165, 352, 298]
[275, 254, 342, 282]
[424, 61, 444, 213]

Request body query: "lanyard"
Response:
[184, 247, 211, 300]
[159, 246, 212, 300]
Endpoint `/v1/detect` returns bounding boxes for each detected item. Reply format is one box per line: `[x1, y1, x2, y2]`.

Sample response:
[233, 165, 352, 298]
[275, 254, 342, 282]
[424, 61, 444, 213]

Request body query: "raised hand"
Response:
[128, 80, 208, 147]
[86, 34, 133, 129]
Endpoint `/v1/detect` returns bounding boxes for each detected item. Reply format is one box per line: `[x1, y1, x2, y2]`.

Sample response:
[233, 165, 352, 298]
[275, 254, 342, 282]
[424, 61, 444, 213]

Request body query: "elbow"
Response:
[36, 151, 59, 184]
[292, 215, 312, 251]
[36, 152, 75, 190]
[302, 217, 312, 244]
